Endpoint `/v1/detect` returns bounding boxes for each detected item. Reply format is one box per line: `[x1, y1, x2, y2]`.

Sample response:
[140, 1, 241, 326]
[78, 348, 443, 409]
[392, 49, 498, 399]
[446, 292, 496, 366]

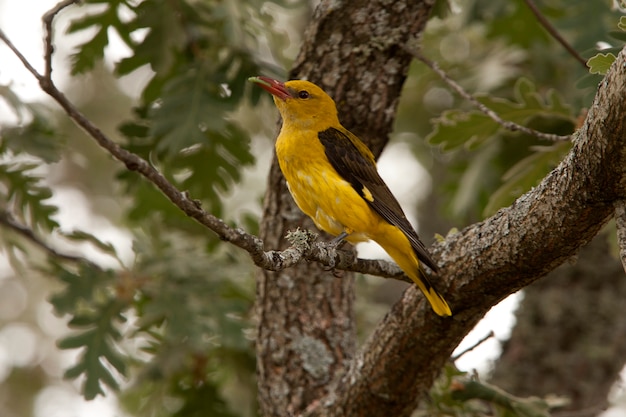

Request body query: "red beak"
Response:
[248, 76, 291, 101]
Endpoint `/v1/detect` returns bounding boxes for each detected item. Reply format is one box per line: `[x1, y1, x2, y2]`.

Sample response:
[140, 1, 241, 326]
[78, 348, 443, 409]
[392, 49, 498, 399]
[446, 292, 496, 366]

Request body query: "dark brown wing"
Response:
[318, 127, 438, 272]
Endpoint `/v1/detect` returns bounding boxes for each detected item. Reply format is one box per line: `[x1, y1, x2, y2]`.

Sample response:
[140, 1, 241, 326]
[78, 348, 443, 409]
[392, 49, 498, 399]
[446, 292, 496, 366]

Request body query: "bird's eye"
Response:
[298, 90, 310, 99]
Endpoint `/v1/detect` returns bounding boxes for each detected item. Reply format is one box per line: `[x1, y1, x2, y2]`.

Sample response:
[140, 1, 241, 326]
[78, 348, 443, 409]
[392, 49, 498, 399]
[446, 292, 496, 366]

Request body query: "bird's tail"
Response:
[414, 266, 451, 317]
[377, 233, 451, 316]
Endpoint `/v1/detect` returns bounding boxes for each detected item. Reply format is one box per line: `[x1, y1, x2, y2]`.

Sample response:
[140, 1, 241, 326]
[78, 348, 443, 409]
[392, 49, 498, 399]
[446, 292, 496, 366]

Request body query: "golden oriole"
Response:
[249, 76, 451, 317]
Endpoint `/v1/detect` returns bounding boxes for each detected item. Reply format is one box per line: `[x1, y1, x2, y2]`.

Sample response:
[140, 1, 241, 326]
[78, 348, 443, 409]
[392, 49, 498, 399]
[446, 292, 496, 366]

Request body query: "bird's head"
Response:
[249, 76, 340, 130]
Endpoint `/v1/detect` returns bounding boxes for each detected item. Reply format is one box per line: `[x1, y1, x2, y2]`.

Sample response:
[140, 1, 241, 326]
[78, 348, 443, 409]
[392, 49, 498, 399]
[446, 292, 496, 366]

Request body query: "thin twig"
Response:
[521, 0, 588, 69]
[257, 229, 413, 283]
[407, 47, 572, 143]
[451, 331, 495, 361]
[42, 0, 81, 79]
[0, 210, 98, 268]
[614, 200, 626, 274]
[0, 28, 43, 82]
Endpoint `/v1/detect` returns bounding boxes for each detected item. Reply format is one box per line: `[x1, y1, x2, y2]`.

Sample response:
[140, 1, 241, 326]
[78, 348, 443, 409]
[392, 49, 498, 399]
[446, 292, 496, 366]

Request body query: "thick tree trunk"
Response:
[255, 1, 436, 416]
[255, 161, 357, 416]
[490, 233, 626, 416]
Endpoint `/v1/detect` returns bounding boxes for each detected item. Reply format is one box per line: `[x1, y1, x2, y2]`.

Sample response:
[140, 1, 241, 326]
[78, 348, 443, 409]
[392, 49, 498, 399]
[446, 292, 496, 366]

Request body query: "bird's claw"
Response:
[322, 231, 349, 271]
[329, 231, 349, 249]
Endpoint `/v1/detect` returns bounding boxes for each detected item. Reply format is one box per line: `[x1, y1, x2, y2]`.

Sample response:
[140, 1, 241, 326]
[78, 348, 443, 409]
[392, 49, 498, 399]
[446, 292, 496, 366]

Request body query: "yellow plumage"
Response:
[249, 76, 451, 317]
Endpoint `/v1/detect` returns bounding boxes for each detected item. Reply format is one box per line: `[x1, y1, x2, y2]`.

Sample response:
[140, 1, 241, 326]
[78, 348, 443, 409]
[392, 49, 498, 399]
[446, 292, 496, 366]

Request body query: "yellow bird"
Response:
[249, 76, 451, 317]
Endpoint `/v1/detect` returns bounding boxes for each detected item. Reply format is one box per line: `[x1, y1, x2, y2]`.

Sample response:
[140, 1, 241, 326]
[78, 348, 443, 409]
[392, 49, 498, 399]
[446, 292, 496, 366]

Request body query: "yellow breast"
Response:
[275, 127, 376, 242]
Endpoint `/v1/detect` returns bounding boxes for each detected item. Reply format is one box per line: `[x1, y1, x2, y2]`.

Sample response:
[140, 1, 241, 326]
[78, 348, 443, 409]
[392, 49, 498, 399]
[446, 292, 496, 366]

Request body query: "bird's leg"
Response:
[323, 231, 349, 272]
[329, 231, 349, 248]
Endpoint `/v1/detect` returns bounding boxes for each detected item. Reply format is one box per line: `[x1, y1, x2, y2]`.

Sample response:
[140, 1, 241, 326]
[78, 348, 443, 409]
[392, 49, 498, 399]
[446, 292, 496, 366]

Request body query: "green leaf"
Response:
[576, 73, 603, 90]
[49, 263, 115, 315]
[63, 362, 87, 379]
[114, 0, 192, 76]
[67, 0, 134, 75]
[118, 171, 202, 230]
[67, 10, 109, 33]
[67, 0, 135, 75]
[102, 341, 128, 375]
[69, 27, 109, 75]
[429, 78, 574, 151]
[118, 119, 150, 139]
[131, 232, 253, 355]
[429, 111, 500, 151]
[608, 30, 626, 42]
[619, 16, 626, 31]
[119, 71, 256, 218]
[0, 161, 59, 231]
[484, 142, 571, 216]
[486, 1, 550, 48]
[0, 84, 26, 118]
[113, 1, 266, 221]
[149, 60, 237, 154]
[61, 230, 121, 264]
[486, 78, 572, 124]
[452, 379, 552, 417]
[1, 114, 63, 163]
[172, 383, 239, 417]
[168, 124, 255, 215]
[0, 86, 63, 162]
[587, 53, 616, 75]
[57, 299, 128, 400]
[58, 329, 98, 349]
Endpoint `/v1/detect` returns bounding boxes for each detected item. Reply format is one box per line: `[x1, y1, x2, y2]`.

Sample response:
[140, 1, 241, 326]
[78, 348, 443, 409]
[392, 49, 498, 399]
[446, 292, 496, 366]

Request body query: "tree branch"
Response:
[321, 47, 626, 416]
[521, 0, 589, 69]
[260, 228, 413, 283]
[0, 209, 99, 268]
[451, 379, 558, 416]
[451, 330, 495, 362]
[42, 0, 80, 79]
[0, 28, 42, 82]
[407, 45, 573, 143]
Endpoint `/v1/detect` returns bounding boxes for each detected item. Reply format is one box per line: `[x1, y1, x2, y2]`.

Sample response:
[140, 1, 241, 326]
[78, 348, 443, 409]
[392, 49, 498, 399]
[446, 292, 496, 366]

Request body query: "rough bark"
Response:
[255, 1, 436, 416]
[256, 159, 357, 416]
[490, 234, 626, 416]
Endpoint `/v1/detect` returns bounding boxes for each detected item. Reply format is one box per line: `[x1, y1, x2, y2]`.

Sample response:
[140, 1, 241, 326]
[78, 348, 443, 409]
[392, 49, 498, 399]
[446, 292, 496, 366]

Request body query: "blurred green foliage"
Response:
[67, 0, 277, 219]
[420, 362, 570, 417]
[0, 0, 293, 414]
[0, 161, 59, 231]
[428, 78, 574, 217]
[0, 0, 624, 416]
[396, 0, 622, 223]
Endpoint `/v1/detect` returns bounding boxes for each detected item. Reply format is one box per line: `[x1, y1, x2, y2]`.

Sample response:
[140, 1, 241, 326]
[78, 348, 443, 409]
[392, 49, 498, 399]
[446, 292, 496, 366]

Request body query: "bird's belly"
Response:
[284, 165, 374, 243]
